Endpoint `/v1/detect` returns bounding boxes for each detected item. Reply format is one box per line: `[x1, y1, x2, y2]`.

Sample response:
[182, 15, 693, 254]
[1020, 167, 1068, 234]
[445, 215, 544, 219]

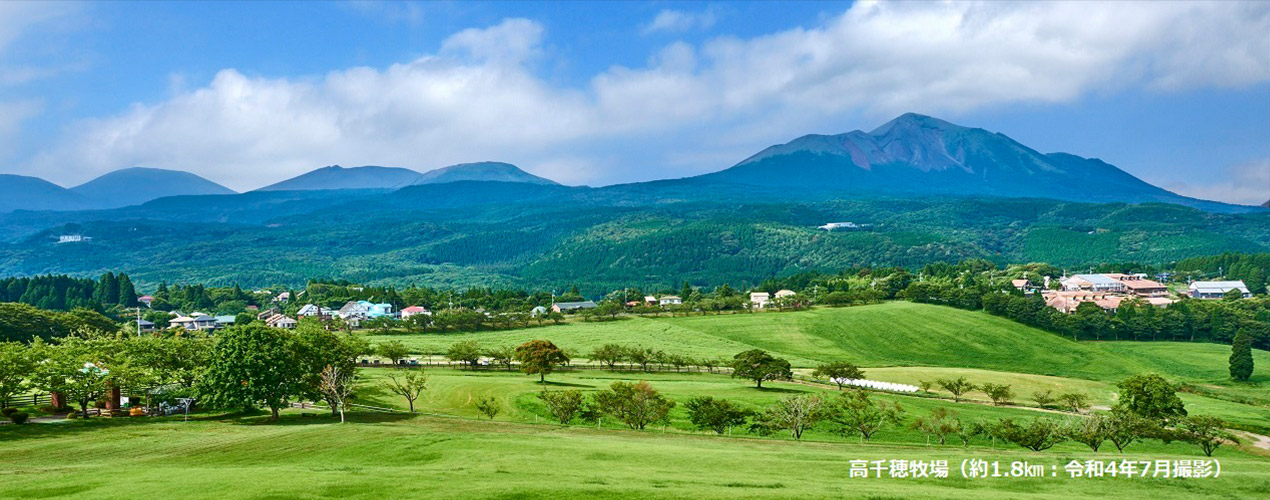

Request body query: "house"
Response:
[644, 295, 658, 305]
[276, 292, 291, 302]
[1189, 281, 1251, 299]
[551, 301, 597, 313]
[1011, 279, 1031, 292]
[1061, 274, 1126, 293]
[245, 305, 259, 312]
[190, 315, 218, 331]
[256, 307, 280, 320]
[658, 296, 682, 306]
[138, 295, 155, 308]
[749, 292, 770, 309]
[297, 304, 336, 318]
[136, 319, 156, 332]
[265, 314, 297, 329]
[337, 301, 368, 319]
[361, 301, 395, 318]
[213, 315, 237, 328]
[530, 305, 548, 317]
[169, 316, 194, 329]
[774, 289, 796, 299]
[624, 300, 641, 307]
[401, 306, 431, 318]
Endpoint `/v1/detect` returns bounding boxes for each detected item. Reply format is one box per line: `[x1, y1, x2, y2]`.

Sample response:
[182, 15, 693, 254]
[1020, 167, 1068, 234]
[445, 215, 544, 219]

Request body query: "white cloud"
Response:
[642, 8, 717, 34]
[24, 2, 1270, 191]
[1166, 159, 1270, 206]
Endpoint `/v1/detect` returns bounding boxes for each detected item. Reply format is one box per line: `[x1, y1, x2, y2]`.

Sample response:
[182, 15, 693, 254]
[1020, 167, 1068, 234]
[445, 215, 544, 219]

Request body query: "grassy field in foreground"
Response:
[2, 410, 1268, 500]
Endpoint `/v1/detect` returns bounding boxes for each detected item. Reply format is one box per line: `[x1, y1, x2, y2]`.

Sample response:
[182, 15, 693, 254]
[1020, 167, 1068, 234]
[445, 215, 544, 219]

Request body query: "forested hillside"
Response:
[0, 189, 1266, 292]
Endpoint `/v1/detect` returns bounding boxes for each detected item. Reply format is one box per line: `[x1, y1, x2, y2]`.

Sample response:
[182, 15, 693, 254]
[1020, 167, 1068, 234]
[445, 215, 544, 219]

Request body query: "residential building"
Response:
[774, 289, 796, 299]
[213, 315, 237, 328]
[401, 306, 431, 318]
[297, 304, 335, 319]
[1189, 281, 1251, 299]
[644, 295, 658, 305]
[136, 319, 156, 332]
[659, 296, 682, 306]
[551, 301, 597, 313]
[138, 295, 155, 307]
[750, 292, 770, 309]
[265, 314, 297, 329]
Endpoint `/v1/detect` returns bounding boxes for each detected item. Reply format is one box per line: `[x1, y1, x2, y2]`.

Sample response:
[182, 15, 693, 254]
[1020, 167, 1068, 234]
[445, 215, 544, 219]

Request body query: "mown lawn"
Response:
[2, 410, 1267, 500]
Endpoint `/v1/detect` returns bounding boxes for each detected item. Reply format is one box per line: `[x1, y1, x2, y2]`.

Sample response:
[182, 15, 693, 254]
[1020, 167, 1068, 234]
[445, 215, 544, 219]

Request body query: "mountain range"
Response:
[257, 162, 557, 192]
[0, 168, 234, 213]
[0, 113, 1264, 290]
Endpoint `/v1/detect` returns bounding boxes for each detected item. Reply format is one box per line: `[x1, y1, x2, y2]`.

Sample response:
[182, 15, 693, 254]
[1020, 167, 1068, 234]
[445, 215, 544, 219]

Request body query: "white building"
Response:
[1189, 281, 1251, 299]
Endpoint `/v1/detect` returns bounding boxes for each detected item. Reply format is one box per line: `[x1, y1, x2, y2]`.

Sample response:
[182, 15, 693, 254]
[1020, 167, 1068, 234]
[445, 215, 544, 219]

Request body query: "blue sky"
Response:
[0, 1, 1267, 204]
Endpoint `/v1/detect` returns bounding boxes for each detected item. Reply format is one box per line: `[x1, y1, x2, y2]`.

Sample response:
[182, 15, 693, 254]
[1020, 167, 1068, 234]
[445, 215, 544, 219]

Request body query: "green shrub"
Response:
[65, 412, 79, 419]
[9, 412, 29, 424]
[1, 407, 17, 418]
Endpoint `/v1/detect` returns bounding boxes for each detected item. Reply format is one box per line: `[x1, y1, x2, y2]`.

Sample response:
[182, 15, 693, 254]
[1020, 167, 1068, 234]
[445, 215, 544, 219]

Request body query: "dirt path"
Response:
[1234, 430, 1270, 450]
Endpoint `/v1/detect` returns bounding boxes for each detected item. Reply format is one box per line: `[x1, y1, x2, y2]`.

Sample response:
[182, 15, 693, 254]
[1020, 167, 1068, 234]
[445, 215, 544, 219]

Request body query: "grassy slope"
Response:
[3, 410, 1268, 500]
[369, 302, 1270, 383]
[366, 302, 1270, 430]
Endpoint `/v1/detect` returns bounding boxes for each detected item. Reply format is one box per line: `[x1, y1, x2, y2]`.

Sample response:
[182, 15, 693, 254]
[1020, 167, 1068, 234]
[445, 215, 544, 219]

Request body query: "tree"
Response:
[318, 364, 356, 423]
[750, 394, 825, 440]
[1067, 413, 1110, 452]
[1229, 328, 1254, 381]
[830, 389, 904, 443]
[198, 323, 301, 420]
[936, 377, 976, 402]
[912, 407, 958, 445]
[729, 349, 792, 389]
[589, 344, 627, 371]
[295, 322, 367, 416]
[1116, 374, 1186, 422]
[1174, 415, 1237, 457]
[484, 345, 516, 371]
[1105, 407, 1156, 452]
[514, 340, 569, 383]
[1058, 392, 1091, 414]
[384, 368, 427, 413]
[446, 340, 483, 369]
[0, 343, 32, 408]
[980, 383, 1014, 406]
[376, 340, 409, 366]
[1031, 390, 1056, 408]
[538, 390, 585, 425]
[33, 342, 111, 418]
[625, 346, 658, 372]
[684, 396, 751, 434]
[593, 381, 675, 430]
[997, 418, 1067, 452]
[918, 380, 934, 393]
[475, 396, 500, 419]
[812, 361, 865, 390]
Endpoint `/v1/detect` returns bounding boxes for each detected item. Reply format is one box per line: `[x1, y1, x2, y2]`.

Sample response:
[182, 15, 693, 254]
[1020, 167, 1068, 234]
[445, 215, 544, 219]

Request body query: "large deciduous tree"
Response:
[812, 361, 864, 390]
[750, 394, 825, 440]
[830, 389, 904, 443]
[514, 340, 569, 383]
[729, 349, 792, 389]
[594, 381, 675, 430]
[199, 323, 301, 420]
[1116, 374, 1186, 422]
[684, 396, 751, 434]
[0, 342, 32, 408]
[384, 368, 427, 413]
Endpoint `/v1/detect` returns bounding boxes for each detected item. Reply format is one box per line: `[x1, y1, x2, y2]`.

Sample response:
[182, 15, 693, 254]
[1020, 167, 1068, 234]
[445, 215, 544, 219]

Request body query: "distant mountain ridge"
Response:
[256, 162, 556, 192]
[692, 113, 1247, 212]
[70, 167, 234, 205]
[0, 168, 233, 213]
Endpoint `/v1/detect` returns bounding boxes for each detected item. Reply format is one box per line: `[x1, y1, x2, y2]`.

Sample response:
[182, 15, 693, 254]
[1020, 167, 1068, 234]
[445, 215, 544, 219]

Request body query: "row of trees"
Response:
[0, 318, 369, 422]
[0, 272, 139, 311]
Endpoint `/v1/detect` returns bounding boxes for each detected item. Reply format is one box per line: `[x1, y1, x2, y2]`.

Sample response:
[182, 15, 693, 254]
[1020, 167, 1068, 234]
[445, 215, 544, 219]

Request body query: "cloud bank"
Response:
[24, 1, 1270, 196]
